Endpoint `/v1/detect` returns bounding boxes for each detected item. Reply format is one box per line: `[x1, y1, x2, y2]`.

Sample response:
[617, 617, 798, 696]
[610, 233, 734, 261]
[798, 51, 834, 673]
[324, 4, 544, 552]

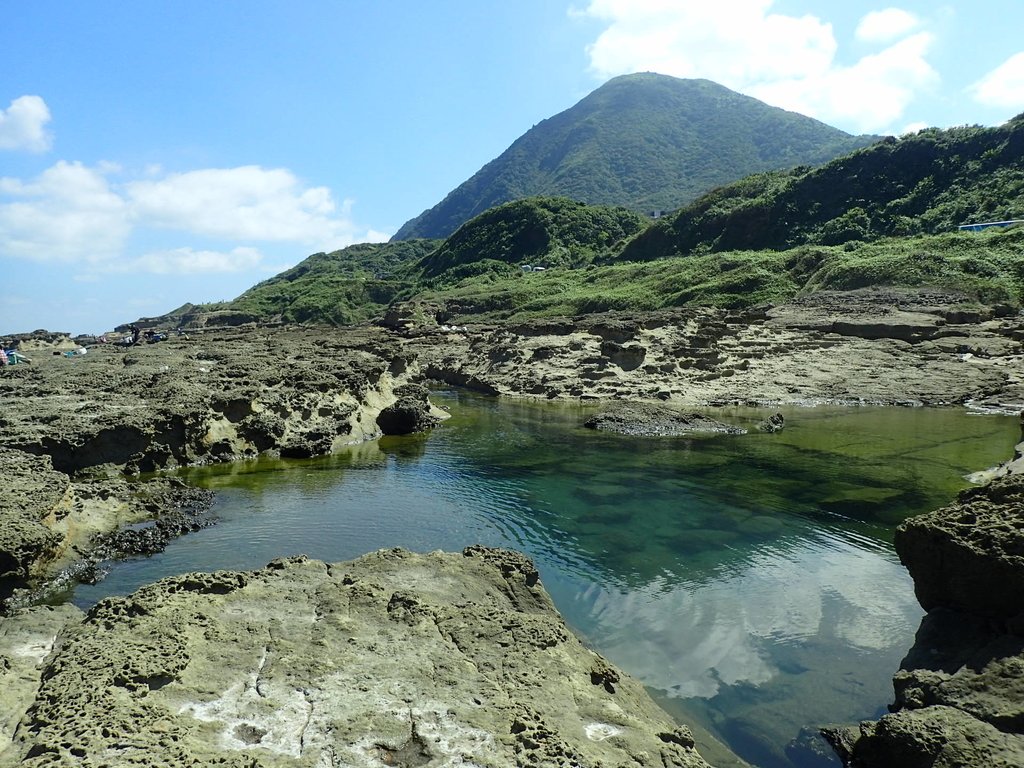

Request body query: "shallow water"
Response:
[73, 391, 1020, 768]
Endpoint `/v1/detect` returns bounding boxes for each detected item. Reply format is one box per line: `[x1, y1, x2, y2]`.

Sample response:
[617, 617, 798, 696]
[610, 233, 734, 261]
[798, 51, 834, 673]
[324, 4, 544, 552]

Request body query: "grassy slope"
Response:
[417, 197, 650, 279]
[199, 240, 439, 326]
[415, 228, 1024, 321]
[160, 117, 1024, 328]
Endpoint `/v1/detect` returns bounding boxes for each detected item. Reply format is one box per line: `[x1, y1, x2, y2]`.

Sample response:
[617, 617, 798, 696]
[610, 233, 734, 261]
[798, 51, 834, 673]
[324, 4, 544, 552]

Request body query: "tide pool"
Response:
[72, 391, 1020, 767]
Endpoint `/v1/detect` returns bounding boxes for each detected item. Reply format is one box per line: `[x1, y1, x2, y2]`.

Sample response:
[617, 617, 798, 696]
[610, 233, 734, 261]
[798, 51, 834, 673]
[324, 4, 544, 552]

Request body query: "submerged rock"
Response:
[758, 413, 785, 433]
[0, 547, 713, 768]
[584, 403, 746, 437]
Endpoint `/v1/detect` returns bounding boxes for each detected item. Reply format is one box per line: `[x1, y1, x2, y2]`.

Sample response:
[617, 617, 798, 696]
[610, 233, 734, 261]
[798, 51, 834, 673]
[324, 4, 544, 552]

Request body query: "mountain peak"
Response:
[392, 73, 877, 241]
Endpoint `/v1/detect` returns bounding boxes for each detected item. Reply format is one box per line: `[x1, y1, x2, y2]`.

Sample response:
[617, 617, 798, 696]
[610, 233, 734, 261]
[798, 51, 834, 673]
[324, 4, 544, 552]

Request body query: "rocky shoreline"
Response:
[407, 287, 1024, 410]
[824, 440, 1024, 767]
[1, 287, 1023, 766]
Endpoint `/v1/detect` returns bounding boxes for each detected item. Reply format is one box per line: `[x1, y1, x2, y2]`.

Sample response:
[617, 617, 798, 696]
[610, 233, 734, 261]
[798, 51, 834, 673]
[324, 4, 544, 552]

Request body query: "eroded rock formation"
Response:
[0, 548, 713, 768]
[825, 468, 1024, 767]
[0, 326, 443, 604]
[411, 288, 1024, 409]
[583, 403, 746, 436]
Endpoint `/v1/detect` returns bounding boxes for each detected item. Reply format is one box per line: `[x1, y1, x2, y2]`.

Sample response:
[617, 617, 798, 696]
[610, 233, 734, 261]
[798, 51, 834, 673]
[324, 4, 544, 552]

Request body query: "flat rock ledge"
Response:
[824, 472, 1024, 767]
[583, 404, 746, 437]
[0, 546, 712, 768]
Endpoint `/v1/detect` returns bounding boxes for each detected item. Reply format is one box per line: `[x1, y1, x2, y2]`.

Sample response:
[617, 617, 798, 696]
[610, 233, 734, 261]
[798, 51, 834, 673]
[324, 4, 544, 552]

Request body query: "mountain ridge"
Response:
[392, 72, 880, 240]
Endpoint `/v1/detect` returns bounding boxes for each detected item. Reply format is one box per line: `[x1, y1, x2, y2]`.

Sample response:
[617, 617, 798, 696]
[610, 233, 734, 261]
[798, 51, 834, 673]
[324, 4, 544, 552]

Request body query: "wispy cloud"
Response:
[969, 52, 1024, 111]
[120, 246, 265, 275]
[0, 95, 53, 152]
[0, 161, 387, 274]
[580, 1, 938, 133]
[855, 8, 921, 44]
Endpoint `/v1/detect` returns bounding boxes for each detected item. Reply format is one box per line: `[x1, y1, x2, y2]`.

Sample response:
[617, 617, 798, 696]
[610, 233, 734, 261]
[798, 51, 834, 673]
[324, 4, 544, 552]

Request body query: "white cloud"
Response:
[750, 32, 938, 133]
[855, 9, 920, 44]
[0, 161, 384, 268]
[0, 95, 53, 152]
[121, 246, 266, 275]
[581, 0, 938, 133]
[969, 52, 1024, 110]
[126, 166, 359, 246]
[585, 0, 836, 86]
[0, 161, 129, 261]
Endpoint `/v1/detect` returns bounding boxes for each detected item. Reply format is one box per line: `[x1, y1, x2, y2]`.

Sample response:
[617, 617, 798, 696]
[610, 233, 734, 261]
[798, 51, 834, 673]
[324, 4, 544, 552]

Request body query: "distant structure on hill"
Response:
[958, 219, 1024, 232]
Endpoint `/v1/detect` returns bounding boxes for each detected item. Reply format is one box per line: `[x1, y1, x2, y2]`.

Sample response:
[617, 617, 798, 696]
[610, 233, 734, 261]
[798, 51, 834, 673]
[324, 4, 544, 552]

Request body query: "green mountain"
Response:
[392, 73, 880, 241]
[418, 197, 649, 280]
[143, 115, 1024, 330]
[621, 117, 1024, 261]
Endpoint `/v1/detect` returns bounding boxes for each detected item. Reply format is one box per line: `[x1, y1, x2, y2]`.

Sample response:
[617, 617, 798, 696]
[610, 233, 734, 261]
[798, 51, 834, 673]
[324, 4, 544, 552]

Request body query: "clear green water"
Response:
[72, 391, 1020, 768]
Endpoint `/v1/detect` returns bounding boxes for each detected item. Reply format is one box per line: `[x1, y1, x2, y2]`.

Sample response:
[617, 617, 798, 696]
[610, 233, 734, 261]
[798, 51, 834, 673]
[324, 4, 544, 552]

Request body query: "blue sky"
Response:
[2, 1, 1022, 335]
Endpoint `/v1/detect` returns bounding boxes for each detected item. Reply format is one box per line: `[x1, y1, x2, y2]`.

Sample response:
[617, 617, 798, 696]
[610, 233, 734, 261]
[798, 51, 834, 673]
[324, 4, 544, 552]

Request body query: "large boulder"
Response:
[825, 473, 1024, 767]
[895, 474, 1024, 626]
[0, 547, 712, 768]
[375, 383, 443, 436]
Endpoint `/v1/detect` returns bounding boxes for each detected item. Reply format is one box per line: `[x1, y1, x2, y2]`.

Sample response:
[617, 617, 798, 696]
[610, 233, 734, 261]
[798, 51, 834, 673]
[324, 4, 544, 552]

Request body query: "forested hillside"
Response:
[393, 73, 879, 240]
[621, 116, 1024, 261]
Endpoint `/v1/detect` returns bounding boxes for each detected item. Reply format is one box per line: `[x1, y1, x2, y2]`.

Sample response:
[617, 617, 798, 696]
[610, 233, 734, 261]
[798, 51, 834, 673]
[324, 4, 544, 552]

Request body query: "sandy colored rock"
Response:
[827, 471, 1024, 766]
[0, 326, 447, 598]
[0, 547, 713, 768]
[826, 706, 1024, 768]
[375, 383, 445, 435]
[411, 288, 1024, 409]
[1, 447, 213, 610]
[0, 450, 67, 598]
[0, 604, 84, 755]
[0, 325, 435, 475]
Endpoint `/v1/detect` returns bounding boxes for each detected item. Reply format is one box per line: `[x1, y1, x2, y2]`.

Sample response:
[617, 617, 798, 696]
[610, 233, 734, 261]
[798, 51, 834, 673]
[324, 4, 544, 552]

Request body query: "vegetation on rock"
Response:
[417, 197, 650, 280]
[412, 228, 1024, 320]
[186, 240, 439, 327]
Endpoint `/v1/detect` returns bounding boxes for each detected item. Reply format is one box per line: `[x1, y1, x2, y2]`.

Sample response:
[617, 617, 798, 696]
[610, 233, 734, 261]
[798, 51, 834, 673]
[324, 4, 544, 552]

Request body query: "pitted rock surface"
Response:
[825, 471, 1024, 767]
[411, 288, 1024, 409]
[1, 450, 214, 612]
[0, 326, 442, 597]
[0, 548, 712, 768]
[895, 473, 1024, 624]
[0, 326, 433, 475]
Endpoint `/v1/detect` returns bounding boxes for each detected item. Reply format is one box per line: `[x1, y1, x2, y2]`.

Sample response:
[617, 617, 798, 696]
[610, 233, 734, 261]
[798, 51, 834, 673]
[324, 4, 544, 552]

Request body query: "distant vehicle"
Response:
[957, 219, 1024, 232]
[533, 266, 547, 272]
